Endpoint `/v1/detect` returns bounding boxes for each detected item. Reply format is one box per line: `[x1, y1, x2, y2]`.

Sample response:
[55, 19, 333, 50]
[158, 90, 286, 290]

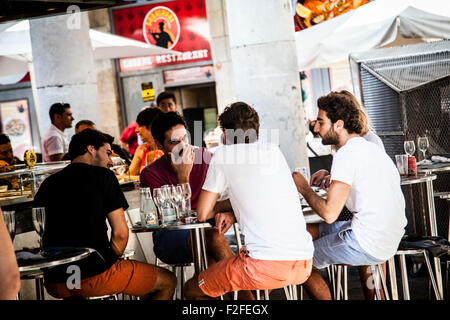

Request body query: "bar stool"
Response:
[395, 248, 442, 300]
[19, 270, 45, 300]
[155, 257, 193, 300]
[330, 263, 390, 300]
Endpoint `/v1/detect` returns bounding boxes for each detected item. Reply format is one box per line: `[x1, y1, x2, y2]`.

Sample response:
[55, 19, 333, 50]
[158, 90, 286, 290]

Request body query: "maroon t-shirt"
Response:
[140, 147, 212, 209]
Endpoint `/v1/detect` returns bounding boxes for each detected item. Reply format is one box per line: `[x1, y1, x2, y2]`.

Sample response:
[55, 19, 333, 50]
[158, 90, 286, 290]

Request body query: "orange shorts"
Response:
[45, 259, 158, 299]
[198, 248, 312, 297]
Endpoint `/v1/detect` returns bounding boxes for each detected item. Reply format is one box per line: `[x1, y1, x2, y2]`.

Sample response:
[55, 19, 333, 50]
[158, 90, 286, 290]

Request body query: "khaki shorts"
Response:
[45, 259, 158, 299]
[198, 248, 312, 297]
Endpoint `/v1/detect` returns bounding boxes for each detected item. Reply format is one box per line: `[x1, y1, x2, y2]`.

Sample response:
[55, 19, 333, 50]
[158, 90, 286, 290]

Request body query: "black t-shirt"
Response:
[33, 162, 129, 283]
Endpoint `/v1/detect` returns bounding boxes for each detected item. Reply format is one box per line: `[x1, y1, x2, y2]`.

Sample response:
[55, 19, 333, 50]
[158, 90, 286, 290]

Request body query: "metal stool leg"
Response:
[283, 287, 291, 300]
[376, 264, 390, 300]
[369, 265, 382, 300]
[398, 254, 411, 300]
[422, 251, 442, 300]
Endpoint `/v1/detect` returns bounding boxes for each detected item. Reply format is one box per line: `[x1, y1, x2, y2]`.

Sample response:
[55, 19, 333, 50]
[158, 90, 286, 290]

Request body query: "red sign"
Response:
[143, 6, 180, 49]
[164, 65, 214, 84]
[112, 0, 212, 71]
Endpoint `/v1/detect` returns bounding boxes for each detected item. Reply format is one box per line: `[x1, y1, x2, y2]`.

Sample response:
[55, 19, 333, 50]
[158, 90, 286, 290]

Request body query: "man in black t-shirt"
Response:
[34, 129, 176, 299]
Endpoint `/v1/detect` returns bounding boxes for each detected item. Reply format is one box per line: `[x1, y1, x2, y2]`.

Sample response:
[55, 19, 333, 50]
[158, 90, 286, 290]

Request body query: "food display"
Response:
[294, 0, 371, 31]
[0, 161, 69, 206]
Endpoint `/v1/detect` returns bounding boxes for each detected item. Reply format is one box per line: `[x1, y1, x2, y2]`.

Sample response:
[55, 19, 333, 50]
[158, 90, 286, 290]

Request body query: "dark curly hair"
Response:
[218, 101, 259, 144]
[151, 111, 187, 145]
[317, 92, 365, 134]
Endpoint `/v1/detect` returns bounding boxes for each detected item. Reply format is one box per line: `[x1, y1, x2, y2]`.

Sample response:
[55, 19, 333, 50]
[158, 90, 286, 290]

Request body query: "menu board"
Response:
[0, 99, 33, 157]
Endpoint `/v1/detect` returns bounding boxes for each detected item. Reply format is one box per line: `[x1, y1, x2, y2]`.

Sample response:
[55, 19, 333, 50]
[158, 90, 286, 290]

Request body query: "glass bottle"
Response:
[140, 187, 159, 228]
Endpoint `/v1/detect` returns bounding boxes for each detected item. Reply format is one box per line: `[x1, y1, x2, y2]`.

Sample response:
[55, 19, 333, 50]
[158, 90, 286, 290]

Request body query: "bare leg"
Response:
[302, 267, 332, 300]
[141, 266, 177, 300]
[358, 263, 386, 300]
[184, 276, 216, 300]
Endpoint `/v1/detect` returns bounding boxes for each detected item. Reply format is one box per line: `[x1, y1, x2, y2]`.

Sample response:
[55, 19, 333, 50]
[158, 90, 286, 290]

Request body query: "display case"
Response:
[0, 161, 69, 207]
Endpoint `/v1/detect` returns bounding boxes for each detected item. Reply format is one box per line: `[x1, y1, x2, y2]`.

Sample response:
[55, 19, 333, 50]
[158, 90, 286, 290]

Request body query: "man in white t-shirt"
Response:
[184, 102, 314, 299]
[42, 102, 74, 162]
[293, 91, 407, 300]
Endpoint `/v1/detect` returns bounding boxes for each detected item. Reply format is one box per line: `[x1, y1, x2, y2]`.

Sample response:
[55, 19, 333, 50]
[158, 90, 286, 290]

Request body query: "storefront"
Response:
[110, 0, 218, 147]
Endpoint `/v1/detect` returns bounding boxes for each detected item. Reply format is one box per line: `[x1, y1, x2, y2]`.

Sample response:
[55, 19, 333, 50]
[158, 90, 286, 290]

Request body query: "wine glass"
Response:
[417, 136, 429, 161]
[180, 183, 192, 217]
[170, 185, 184, 224]
[32, 207, 46, 251]
[2, 210, 16, 241]
[152, 188, 165, 226]
[404, 141, 416, 157]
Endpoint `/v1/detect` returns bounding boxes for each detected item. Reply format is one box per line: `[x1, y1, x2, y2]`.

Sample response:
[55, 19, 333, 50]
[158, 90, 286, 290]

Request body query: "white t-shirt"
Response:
[363, 131, 385, 151]
[331, 137, 407, 260]
[42, 124, 69, 162]
[202, 142, 314, 261]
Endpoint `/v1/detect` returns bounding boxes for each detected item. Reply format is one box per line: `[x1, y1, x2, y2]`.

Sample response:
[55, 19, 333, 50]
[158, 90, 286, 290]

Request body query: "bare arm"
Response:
[0, 211, 20, 299]
[293, 172, 350, 224]
[49, 153, 64, 162]
[106, 208, 129, 257]
[197, 189, 220, 222]
[128, 145, 144, 176]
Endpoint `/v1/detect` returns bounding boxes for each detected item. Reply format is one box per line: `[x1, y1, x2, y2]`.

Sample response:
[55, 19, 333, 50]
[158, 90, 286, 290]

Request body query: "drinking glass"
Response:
[32, 207, 46, 251]
[170, 185, 184, 224]
[180, 183, 192, 217]
[160, 185, 176, 225]
[152, 188, 165, 226]
[417, 136, 429, 161]
[2, 210, 16, 241]
[404, 141, 415, 157]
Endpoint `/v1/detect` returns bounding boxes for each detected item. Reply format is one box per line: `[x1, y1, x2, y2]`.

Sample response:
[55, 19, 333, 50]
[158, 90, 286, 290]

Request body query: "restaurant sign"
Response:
[112, 0, 212, 72]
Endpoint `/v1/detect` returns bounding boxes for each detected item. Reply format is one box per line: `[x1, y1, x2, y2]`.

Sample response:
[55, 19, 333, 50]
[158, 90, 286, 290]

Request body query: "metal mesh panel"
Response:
[352, 40, 450, 240]
[360, 67, 403, 133]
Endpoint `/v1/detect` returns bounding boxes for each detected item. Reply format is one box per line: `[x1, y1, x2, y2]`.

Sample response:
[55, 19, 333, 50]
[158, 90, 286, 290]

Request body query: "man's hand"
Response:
[310, 169, 330, 189]
[214, 211, 236, 234]
[292, 171, 311, 195]
[169, 144, 194, 183]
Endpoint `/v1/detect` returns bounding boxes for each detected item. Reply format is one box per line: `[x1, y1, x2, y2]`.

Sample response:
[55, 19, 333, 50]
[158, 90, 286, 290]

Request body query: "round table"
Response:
[132, 221, 212, 274]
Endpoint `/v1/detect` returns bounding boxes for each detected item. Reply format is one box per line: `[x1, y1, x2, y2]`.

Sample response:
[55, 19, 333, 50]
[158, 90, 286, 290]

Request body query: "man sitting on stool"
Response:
[34, 129, 176, 299]
[292, 91, 407, 300]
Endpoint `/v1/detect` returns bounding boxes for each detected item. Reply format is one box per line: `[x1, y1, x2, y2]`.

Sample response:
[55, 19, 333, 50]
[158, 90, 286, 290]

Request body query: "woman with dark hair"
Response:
[128, 108, 164, 176]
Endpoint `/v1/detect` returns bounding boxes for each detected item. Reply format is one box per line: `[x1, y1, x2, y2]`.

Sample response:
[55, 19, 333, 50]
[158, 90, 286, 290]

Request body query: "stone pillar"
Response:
[209, 0, 309, 170]
[206, 0, 236, 113]
[29, 12, 102, 147]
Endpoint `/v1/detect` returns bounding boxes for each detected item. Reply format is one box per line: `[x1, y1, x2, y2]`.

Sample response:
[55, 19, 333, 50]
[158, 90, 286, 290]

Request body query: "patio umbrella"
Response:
[0, 20, 179, 77]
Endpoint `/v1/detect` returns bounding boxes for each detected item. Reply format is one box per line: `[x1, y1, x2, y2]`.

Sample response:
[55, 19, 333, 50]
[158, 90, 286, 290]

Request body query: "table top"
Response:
[131, 221, 212, 233]
[417, 162, 450, 173]
[16, 247, 94, 273]
[400, 173, 437, 185]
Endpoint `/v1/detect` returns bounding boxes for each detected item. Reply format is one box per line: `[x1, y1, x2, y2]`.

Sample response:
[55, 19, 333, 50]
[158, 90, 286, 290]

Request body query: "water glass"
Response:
[160, 185, 177, 225]
[180, 183, 192, 217]
[2, 210, 15, 241]
[395, 154, 408, 177]
[152, 188, 164, 226]
[32, 207, 46, 250]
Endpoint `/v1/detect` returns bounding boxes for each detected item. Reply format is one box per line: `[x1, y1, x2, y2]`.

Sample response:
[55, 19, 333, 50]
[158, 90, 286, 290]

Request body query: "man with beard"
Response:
[292, 91, 407, 300]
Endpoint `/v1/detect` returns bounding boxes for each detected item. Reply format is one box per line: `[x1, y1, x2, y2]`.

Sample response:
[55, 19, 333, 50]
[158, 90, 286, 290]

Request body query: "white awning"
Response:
[295, 0, 450, 71]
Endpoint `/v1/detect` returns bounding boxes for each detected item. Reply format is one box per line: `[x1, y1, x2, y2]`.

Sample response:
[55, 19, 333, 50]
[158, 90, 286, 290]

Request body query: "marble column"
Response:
[208, 0, 309, 171]
[29, 12, 102, 147]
